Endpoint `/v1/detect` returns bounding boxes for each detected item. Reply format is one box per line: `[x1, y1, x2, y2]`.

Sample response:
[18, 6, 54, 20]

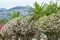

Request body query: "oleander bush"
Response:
[1, 15, 35, 40]
[36, 13, 60, 40]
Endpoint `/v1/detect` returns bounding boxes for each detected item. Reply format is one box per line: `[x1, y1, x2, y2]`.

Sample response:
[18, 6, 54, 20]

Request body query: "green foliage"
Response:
[0, 34, 5, 40]
[37, 13, 60, 38]
[32, 2, 43, 14]
[29, 1, 60, 21]
[9, 11, 20, 20]
[11, 11, 20, 18]
[29, 1, 60, 39]
[44, 1, 60, 16]
[0, 18, 7, 24]
[29, 2, 44, 20]
[1, 1, 60, 40]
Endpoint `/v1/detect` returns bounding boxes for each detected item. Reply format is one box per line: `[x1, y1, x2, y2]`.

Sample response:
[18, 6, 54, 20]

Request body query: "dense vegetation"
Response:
[0, 1, 60, 40]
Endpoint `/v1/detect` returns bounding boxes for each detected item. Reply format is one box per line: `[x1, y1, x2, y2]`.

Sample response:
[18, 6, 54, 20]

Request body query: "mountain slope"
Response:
[0, 6, 32, 19]
[0, 8, 7, 12]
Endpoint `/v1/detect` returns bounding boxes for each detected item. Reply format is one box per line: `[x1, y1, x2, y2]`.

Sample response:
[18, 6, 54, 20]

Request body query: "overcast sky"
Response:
[0, 0, 59, 9]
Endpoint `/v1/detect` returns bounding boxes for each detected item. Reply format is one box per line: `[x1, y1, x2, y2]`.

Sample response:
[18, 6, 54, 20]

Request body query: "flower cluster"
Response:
[37, 13, 60, 32]
[1, 15, 36, 36]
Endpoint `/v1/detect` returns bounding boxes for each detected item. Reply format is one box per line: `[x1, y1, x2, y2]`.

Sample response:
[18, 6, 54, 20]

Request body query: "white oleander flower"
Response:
[37, 13, 60, 32]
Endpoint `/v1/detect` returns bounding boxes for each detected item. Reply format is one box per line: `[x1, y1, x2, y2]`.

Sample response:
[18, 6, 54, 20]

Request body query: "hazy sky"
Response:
[0, 0, 59, 9]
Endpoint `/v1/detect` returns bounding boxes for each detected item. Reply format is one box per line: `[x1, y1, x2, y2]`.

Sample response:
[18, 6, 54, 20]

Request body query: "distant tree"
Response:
[0, 18, 7, 24]
[10, 11, 20, 20]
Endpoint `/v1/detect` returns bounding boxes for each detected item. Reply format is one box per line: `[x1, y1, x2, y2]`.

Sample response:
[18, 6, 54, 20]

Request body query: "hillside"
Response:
[0, 6, 32, 19]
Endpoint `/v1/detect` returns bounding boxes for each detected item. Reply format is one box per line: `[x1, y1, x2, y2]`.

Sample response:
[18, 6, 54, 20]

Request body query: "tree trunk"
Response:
[47, 36, 51, 40]
[36, 30, 40, 40]
[26, 35, 32, 40]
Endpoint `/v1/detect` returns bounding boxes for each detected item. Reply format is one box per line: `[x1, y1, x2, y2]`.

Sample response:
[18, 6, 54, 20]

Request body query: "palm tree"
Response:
[44, 1, 60, 16]
[29, 2, 45, 21]
[11, 11, 20, 18]
[9, 11, 20, 20]
[29, 2, 44, 40]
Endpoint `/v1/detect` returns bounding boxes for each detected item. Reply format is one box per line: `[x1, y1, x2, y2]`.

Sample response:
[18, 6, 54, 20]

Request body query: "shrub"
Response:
[36, 13, 60, 40]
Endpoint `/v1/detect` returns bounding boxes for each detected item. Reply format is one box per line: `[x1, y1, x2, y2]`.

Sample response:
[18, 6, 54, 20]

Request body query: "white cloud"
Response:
[0, 0, 58, 9]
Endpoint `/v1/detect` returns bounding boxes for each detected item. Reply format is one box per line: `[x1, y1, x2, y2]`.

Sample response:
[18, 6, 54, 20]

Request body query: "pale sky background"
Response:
[0, 0, 60, 9]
